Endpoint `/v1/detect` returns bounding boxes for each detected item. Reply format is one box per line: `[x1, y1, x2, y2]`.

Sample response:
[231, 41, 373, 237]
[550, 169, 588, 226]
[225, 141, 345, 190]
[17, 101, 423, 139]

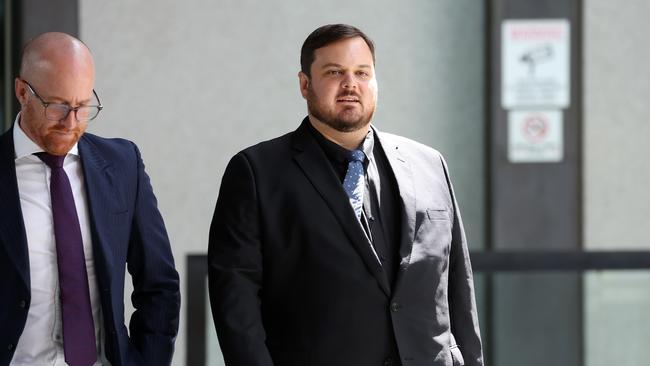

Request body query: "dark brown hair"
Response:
[300, 24, 375, 77]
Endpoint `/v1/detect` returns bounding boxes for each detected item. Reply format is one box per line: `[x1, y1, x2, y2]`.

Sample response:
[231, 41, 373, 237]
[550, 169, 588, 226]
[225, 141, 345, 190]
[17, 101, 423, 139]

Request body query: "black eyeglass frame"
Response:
[19, 78, 103, 122]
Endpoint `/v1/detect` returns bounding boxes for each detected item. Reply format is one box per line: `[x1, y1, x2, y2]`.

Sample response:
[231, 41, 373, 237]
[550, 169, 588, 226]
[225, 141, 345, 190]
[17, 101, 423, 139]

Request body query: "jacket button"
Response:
[390, 302, 400, 312]
[18, 300, 27, 308]
[7, 343, 14, 351]
[383, 357, 393, 366]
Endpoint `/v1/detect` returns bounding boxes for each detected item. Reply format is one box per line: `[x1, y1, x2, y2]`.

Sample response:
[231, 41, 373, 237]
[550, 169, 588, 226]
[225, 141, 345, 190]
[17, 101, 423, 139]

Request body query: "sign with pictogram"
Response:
[502, 19, 570, 108]
[508, 110, 563, 163]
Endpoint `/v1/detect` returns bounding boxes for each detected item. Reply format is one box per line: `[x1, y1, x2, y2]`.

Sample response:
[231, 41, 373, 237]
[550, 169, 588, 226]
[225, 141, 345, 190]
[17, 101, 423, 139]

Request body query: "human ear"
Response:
[298, 71, 310, 99]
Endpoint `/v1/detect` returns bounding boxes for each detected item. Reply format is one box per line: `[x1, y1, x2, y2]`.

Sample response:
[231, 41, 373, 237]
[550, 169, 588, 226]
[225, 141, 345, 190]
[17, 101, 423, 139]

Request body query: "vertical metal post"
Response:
[486, 0, 583, 365]
[186, 255, 208, 366]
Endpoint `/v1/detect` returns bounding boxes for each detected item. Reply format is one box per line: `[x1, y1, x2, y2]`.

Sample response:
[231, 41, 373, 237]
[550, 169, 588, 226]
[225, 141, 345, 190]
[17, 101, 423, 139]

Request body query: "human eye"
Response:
[44, 103, 71, 120]
[356, 70, 371, 78]
[325, 69, 343, 76]
[50, 103, 71, 115]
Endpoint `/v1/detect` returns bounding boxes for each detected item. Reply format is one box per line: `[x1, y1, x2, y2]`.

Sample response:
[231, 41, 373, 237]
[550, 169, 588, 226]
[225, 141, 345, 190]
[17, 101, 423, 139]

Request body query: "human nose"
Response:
[341, 72, 357, 89]
[58, 107, 78, 127]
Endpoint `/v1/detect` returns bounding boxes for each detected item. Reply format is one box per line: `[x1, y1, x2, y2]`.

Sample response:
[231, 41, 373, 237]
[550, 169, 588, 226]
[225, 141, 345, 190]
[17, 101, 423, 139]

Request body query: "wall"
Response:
[79, 1, 485, 364]
[583, 1, 650, 365]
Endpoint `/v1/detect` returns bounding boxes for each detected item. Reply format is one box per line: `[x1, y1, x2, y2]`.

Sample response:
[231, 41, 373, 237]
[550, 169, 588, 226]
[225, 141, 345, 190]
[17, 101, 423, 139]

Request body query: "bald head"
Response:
[15, 32, 97, 156]
[20, 32, 95, 84]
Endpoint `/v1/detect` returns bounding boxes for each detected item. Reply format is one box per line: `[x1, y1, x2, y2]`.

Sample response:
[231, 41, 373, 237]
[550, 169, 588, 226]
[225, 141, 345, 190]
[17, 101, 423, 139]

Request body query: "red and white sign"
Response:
[502, 19, 570, 109]
[508, 110, 563, 163]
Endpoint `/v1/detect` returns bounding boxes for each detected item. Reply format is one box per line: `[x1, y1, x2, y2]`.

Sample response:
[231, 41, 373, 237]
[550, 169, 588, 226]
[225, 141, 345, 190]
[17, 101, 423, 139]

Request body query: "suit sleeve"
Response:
[208, 152, 273, 366]
[441, 155, 484, 366]
[126, 143, 181, 365]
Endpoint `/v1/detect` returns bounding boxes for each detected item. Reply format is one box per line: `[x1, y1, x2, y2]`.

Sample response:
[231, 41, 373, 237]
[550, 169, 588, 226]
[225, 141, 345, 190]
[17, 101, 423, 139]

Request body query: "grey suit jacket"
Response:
[208, 118, 483, 366]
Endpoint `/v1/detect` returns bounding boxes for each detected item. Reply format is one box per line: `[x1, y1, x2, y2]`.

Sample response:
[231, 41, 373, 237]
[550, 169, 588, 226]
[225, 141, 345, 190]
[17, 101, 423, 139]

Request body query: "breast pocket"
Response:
[426, 207, 450, 221]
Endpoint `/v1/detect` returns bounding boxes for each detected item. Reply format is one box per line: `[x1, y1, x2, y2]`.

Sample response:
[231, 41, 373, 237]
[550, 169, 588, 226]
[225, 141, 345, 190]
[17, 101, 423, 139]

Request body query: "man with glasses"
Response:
[0, 32, 180, 365]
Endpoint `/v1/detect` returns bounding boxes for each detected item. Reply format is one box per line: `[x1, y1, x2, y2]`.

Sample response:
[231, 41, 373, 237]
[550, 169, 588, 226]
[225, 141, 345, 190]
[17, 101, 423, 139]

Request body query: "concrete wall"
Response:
[583, 1, 650, 250]
[79, 1, 485, 364]
[583, 1, 650, 365]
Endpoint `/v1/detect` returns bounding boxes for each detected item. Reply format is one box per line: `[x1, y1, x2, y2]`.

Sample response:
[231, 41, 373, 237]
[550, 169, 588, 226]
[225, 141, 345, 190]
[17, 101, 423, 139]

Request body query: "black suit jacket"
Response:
[208, 119, 483, 366]
[0, 126, 180, 365]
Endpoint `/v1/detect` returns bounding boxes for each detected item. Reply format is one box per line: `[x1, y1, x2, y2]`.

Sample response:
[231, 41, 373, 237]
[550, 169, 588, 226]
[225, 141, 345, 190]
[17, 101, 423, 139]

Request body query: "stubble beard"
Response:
[20, 106, 86, 156]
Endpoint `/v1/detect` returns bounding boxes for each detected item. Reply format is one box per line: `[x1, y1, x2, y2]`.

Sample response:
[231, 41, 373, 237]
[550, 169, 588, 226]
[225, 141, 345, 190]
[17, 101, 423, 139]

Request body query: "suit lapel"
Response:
[291, 121, 391, 296]
[374, 129, 417, 290]
[0, 127, 30, 289]
[78, 137, 116, 282]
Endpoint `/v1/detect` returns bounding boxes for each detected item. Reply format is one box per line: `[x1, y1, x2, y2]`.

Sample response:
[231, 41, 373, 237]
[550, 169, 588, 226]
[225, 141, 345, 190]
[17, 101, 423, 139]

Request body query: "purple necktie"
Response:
[37, 153, 97, 366]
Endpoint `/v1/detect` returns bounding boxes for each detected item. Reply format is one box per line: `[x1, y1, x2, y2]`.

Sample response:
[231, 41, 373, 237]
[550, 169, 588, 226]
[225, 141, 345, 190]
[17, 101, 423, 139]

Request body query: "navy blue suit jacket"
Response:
[0, 126, 180, 365]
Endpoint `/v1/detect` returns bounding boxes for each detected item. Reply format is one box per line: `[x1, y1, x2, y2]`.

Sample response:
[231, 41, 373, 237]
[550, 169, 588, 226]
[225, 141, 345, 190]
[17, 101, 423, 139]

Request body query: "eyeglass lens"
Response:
[45, 104, 100, 122]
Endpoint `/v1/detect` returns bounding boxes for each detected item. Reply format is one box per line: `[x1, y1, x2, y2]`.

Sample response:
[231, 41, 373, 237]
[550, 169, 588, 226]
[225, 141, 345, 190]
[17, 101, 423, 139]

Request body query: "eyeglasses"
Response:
[20, 79, 103, 122]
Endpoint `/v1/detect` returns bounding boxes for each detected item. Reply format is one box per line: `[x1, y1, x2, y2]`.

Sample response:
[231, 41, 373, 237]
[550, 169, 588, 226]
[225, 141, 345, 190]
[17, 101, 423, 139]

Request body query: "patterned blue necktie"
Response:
[36, 153, 97, 366]
[343, 149, 366, 220]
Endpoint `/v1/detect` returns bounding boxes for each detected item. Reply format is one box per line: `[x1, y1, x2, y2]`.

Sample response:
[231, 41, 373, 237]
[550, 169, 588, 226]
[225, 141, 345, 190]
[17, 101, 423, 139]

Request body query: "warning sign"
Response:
[502, 19, 570, 109]
[508, 110, 563, 163]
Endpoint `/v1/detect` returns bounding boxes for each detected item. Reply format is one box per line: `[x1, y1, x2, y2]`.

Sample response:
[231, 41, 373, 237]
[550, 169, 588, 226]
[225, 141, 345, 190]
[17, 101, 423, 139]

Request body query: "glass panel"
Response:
[480, 270, 650, 366]
[584, 271, 650, 366]
[490, 272, 581, 366]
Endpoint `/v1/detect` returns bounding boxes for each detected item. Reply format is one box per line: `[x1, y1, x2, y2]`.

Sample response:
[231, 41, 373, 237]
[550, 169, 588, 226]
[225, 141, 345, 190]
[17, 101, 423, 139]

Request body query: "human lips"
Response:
[336, 94, 361, 103]
[48, 127, 80, 138]
[50, 130, 76, 137]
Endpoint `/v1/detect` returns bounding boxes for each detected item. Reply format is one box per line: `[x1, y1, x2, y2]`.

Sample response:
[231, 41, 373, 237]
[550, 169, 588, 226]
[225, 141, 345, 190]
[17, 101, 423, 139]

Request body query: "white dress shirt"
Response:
[11, 114, 109, 366]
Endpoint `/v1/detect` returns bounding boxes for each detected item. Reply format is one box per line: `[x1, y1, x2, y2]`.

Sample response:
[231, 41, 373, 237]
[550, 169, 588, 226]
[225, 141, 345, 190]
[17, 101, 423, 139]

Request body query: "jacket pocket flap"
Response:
[426, 208, 449, 221]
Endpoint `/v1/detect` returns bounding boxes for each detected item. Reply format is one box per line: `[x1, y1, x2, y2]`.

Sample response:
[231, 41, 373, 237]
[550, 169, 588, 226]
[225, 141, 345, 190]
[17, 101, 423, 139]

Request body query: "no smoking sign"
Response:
[508, 110, 563, 163]
[522, 114, 548, 143]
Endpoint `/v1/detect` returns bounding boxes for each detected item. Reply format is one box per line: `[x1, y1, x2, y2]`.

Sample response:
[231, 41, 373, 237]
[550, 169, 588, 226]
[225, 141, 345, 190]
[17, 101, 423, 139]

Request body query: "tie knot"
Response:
[348, 149, 365, 163]
[35, 152, 66, 169]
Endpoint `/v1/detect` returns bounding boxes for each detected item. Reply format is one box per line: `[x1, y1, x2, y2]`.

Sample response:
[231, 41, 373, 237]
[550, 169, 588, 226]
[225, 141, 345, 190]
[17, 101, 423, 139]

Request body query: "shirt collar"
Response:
[307, 120, 375, 163]
[13, 112, 80, 160]
[361, 127, 375, 161]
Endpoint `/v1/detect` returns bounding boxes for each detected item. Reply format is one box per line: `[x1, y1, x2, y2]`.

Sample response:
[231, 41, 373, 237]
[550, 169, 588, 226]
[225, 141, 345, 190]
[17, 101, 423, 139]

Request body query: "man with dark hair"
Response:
[0, 32, 180, 365]
[209, 24, 483, 366]
[300, 24, 375, 77]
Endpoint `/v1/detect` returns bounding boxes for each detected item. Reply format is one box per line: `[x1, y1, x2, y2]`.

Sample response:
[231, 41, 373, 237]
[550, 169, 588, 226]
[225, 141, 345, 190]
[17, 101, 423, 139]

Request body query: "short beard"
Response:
[306, 87, 374, 133]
